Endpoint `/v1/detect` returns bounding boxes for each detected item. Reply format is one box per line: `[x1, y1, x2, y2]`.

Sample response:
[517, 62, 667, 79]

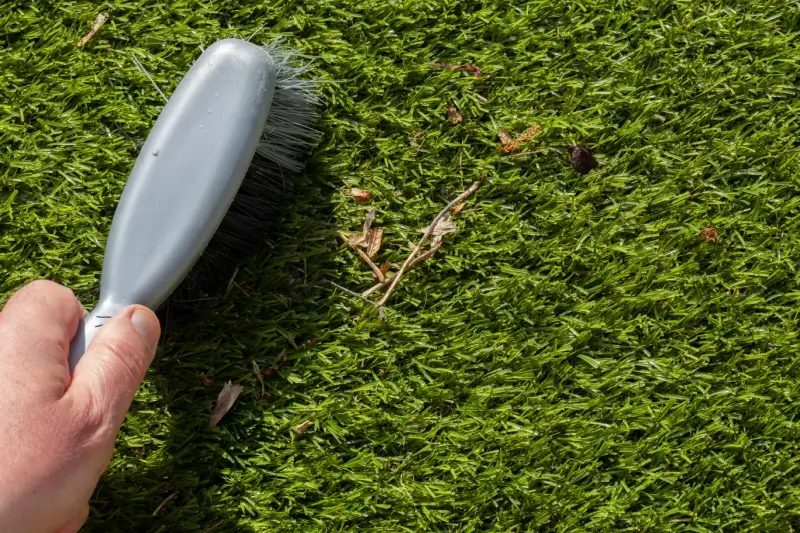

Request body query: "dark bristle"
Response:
[160, 41, 321, 316]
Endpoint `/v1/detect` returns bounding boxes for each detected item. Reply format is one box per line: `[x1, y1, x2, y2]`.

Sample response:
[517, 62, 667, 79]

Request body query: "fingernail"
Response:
[131, 309, 160, 350]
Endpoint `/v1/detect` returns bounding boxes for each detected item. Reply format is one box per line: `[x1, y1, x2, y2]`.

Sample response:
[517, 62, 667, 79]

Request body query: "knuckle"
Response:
[24, 279, 73, 300]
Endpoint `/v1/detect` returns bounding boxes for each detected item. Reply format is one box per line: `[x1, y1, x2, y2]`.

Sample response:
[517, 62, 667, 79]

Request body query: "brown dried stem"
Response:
[362, 241, 443, 298]
[376, 181, 479, 307]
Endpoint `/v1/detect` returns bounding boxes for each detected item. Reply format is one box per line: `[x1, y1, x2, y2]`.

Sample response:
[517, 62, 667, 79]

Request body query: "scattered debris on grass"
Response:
[265, 366, 278, 378]
[446, 101, 463, 124]
[152, 492, 175, 516]
[277, 349, 289, 366]
[421, 213, 459, 246]
[701, 226, 721, 242]
[374, 262, 391, 281]
[451, 201, 467, 215]
[499, 125, 542, 153]
[329, 182, 479, 313]
[209, 381, 243, 428]
[364, 227, 383, 258]
[428, 62, 487, 77]
[341, 209, 386, 280]
[200, 373, 213, 387]
[295, 419, 312, 433]
[567, 145, 598, 174]
[252, 360, 265, 400]
[376, 181, 480, 307]
[362, 241, 443, 297]
[498, 129, 515, 151]
[76, 12, 108, 47]
[344, 187, 372, 203]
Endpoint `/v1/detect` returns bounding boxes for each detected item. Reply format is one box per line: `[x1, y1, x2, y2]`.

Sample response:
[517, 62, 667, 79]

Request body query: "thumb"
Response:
[67, 305, 160, 432]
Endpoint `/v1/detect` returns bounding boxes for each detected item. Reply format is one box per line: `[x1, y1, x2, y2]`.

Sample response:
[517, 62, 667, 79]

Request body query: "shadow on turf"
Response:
[82, 168, 338, 532]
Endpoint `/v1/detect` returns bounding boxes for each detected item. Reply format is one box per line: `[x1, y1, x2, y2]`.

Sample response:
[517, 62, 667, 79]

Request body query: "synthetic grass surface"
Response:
[4, 0, 800, 531]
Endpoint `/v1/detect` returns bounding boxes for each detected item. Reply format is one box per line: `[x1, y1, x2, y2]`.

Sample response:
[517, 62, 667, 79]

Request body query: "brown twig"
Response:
[355, 247, 385, 281]
[376, 181, 479, 307]
[362, 241, 444, 297]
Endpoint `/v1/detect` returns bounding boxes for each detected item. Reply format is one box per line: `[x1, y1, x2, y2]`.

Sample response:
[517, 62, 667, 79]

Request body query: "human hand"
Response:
[0, 280, 160, 533]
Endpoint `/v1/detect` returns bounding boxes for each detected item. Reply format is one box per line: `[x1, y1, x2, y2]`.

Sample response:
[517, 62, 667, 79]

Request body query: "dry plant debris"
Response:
[376, 181, 480, 307]
[252, 360, 265, 400]
[295, 420, 312, 433]
[499, 125, 542, 153]
[209, 381, 244, 428]
[701, 226, 721, 242]
[341, 208, 386, 280]
[421, 213, 459, 246]
[76, 13, 108, 47]
[330, 182, 479, 313]
[428, 62, 487, 77]
[446, 101, 463, 124]
[343, 187, 372, 203]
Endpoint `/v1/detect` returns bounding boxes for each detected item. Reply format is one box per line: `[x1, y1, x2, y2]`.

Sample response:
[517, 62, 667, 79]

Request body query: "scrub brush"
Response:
[67, 38, 320, 372]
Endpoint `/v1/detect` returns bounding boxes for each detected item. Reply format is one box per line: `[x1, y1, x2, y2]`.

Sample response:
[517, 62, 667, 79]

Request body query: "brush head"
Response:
[167, 41, 321, 311]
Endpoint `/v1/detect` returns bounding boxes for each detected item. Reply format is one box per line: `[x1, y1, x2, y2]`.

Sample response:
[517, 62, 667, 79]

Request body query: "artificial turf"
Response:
[4, 0, 800, 531]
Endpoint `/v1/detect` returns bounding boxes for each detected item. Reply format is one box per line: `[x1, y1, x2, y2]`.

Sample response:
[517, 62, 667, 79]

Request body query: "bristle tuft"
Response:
[165, 41, 321, 309]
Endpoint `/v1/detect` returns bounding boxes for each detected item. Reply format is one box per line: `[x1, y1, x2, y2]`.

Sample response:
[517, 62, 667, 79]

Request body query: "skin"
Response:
[0, 280, 161, 533]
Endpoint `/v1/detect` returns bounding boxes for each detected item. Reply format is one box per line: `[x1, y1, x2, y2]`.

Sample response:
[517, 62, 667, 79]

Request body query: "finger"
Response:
[64, 305, 160, 441]
[0, 280, 85, 397]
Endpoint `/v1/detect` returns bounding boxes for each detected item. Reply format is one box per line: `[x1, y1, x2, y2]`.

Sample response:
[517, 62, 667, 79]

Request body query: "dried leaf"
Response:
[517, 124, 542, 142]
[498, 129, 519, 153]
[208, 381, 243, 428]
[373, 262, 391, 282]
[422, 213, 459, 247]
[498, 129, 513, 145]
[200, 373, 213, 387]
[76, 13, 108, 47]
[701, 226, 721, 242]
[344, 208, 377, 248]
[344, 188, 372, 203]
[450, 202, 467, 215]
[362, 208, 376, 235]
[364, 228, 383, 258]
[567, 146, 598, 174]
[454, 64, 487, 77]
[295, 419, 312, 433]
[499, 125, 542, 153]
[422, 214, 458, 238]
[428, 62, 487, 77]
[446, 102, 462, 125]
[252, 360, 265, 400]
[265, 367, 279, 377]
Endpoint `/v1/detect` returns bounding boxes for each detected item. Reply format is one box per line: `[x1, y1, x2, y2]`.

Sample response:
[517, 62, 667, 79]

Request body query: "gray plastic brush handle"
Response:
[68, 38, 276, 372]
